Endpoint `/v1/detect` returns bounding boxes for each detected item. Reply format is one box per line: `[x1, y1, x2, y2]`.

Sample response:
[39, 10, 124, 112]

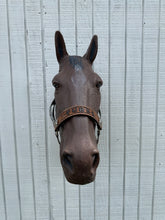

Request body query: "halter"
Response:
[49, 99, 102, 145]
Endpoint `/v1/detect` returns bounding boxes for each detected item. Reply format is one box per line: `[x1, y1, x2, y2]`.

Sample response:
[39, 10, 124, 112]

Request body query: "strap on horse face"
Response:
[49, 99, 102, 145]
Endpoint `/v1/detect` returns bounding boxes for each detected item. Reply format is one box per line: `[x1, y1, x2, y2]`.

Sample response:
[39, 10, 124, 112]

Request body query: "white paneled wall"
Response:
[0, 0, 165, 219]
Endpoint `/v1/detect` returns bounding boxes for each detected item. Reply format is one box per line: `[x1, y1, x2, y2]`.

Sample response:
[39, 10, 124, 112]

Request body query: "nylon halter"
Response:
[49, 99, 102, 145]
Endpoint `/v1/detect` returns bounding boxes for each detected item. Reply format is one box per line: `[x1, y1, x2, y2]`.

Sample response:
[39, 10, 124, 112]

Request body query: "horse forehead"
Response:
[63, 56, 89, 87]
[69, 56, 84, 69]
[70, 70, 87, 87]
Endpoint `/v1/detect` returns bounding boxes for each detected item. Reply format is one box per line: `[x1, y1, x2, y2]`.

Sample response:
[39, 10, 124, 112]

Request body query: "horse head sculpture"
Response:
[50, 31, 103, 185]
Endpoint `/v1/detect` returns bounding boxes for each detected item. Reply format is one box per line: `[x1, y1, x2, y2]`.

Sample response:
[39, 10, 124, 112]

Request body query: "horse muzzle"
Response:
[60, 148, 100, 185]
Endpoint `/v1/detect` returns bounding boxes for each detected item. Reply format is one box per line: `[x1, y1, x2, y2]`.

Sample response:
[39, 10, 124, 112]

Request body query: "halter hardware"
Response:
[49, 99, 102, 145]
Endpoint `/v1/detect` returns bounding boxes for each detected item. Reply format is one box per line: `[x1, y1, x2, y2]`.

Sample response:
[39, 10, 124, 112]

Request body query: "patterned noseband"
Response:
[49, 99, 102, 144]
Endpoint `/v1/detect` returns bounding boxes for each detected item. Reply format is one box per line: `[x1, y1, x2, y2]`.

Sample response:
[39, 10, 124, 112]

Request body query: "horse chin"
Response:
[66, 176, 95, 185]
[63, 169, 96, 185]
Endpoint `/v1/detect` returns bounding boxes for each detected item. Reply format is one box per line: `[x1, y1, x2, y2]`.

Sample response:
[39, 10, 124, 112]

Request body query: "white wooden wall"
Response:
[0, 0, 165, 219]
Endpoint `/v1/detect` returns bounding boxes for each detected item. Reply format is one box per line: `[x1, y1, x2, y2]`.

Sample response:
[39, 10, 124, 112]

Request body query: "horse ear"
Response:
[55, 31, 68, 63]
[83, 35, 98, 64]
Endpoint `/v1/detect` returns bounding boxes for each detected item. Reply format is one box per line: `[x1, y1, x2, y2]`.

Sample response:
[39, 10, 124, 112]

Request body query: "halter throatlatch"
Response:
[49, 99, 102, 145]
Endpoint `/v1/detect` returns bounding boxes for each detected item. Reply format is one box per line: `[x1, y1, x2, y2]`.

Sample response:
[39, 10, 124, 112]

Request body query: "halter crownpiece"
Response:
[49, 99, 102, 144]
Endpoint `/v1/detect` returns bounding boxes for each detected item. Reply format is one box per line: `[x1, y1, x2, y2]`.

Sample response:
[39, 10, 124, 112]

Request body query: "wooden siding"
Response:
[0, 0, 165, 219]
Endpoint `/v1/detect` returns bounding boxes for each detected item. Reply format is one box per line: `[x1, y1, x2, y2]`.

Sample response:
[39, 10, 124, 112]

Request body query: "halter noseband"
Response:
[49, 99, 102, 144]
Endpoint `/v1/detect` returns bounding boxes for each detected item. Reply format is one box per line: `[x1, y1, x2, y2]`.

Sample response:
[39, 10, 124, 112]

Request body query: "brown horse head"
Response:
[51, 31, 103, 185]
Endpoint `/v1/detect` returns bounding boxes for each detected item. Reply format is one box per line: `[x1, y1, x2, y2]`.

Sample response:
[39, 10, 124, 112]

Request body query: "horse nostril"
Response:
[92, 152, 99, 168]
[62, 152, 73, 171]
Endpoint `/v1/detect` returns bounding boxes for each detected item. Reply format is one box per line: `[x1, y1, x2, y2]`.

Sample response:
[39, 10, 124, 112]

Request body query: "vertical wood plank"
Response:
[24, 0, 50, 218]
[7, 0, 36, 218]
[76, 0, 95, 220]
[138, 0, 160, 219]
[93, 0, 109, 219]
[41, 0, 66, 219]
[0, 138, 7, 220]
[0, 0, 21, 219]
[124, 0, 142, 219]
[152, 0, 165, 219]
[60, 1, 80, 219]
[109, 0, 125, 219]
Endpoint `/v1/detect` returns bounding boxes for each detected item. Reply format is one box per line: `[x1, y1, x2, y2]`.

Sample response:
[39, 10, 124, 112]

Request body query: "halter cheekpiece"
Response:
[49, 99, 102, 144]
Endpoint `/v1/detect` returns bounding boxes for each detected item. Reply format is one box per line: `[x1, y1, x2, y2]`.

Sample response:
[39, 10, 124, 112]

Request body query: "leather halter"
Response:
[49, 99, 102, 144]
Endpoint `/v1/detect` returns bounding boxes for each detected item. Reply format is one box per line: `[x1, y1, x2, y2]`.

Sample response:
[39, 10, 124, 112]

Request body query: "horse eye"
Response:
[96, 81, 103, 89]
[53, 82, 60, 89]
